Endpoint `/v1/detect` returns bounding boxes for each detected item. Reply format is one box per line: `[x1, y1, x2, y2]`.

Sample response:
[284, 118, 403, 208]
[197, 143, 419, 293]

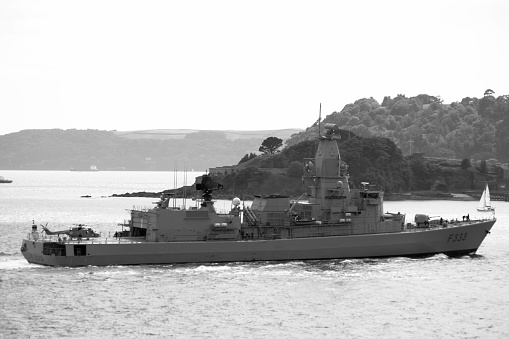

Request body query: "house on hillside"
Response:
[209, 166, 239, 176]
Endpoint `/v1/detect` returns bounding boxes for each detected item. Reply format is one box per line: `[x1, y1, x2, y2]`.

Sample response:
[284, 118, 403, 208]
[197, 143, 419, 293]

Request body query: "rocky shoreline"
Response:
[107, 190, 482, 201]
[110, 191, 165, 198]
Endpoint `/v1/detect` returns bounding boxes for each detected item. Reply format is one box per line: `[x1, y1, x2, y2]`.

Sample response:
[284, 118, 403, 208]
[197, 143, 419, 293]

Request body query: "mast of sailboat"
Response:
[318, 103, 321, 138]
[173, 168, 177, 209]
[183, 166, 187, 210]
[484, 183, 491, 207]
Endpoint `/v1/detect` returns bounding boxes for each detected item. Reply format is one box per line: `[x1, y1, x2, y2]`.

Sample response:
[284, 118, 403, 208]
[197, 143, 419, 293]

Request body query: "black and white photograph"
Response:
[1, 1, 508, 338]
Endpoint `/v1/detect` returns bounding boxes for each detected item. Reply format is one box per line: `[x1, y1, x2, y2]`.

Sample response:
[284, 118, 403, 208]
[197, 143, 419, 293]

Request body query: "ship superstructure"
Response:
[242, 124, 405, 240]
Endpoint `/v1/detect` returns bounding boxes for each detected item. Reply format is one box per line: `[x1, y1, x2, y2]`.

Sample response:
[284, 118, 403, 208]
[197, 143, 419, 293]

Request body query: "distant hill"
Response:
[0, 128, 303, 171]
[114, 129, 301, 141]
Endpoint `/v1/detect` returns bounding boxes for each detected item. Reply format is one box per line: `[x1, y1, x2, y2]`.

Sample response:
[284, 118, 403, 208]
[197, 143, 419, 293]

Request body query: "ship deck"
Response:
[24, 216, 495, 245]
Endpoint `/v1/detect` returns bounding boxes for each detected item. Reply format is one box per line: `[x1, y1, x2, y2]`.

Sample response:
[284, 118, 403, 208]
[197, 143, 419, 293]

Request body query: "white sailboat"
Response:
[477, 183, 495, 212]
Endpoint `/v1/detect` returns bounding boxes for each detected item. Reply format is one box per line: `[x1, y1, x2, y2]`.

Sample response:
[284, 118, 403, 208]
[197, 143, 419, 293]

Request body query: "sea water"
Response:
[0, 170, 508, 338]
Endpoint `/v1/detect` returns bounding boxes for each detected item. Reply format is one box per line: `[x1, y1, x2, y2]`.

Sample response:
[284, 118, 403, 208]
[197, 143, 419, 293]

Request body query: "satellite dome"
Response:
[232, 197, 241, 206]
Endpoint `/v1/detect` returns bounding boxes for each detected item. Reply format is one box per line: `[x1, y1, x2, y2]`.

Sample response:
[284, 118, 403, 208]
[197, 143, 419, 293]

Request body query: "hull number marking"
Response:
[447, 233, 467, 243]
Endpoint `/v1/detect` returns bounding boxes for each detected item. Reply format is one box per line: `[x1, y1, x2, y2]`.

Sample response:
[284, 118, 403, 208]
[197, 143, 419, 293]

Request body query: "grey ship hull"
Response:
[21, 219, 495, 267]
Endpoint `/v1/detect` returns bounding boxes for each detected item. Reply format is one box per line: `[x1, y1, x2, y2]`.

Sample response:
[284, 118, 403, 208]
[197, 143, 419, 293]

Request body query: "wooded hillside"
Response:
[287, 92, 509, 162]
[212, 91, 509, 197]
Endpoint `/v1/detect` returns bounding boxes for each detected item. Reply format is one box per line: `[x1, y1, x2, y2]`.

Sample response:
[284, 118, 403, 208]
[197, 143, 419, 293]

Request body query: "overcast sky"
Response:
[1, 0, 508, 135]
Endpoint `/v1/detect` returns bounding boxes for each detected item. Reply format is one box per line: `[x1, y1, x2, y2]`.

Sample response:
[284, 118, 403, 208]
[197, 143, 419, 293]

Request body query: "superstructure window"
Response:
[74, 245, 86, 256]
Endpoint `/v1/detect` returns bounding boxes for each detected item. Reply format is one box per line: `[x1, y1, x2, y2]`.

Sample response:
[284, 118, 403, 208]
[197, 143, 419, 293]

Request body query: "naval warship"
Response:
[21, 124, 496, 267]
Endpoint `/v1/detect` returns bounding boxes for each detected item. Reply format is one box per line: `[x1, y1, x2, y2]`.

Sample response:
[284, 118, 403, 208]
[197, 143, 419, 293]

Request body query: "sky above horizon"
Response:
[1, 0, 508, 136]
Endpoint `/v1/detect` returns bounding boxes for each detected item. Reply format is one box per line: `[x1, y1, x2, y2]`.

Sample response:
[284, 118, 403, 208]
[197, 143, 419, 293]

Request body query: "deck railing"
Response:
[25, 233, 148, 244]
[24, 216, 495, 244]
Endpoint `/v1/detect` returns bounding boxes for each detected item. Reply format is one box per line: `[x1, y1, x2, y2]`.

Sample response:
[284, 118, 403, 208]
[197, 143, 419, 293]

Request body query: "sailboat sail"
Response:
[485, 184, 491, 207]
[477, 183, 494, 211]
[478, 188, 486, 209]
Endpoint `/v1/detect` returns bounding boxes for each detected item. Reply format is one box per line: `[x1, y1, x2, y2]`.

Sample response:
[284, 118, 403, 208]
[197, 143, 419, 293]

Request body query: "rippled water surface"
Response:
[1, 170, 508, 338]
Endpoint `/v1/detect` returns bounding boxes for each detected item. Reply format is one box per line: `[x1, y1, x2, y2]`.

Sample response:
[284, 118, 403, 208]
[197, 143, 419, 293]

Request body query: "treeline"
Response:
[0, 129, 263, 171]
[287, 92, 509, 162]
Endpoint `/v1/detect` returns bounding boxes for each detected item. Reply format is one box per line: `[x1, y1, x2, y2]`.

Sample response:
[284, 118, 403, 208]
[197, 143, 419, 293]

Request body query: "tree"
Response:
[484, 89, 495, 96]
[479, 160, 487, 173]
[381, 96, 393, 108]
[416, 94, 439, 104]
[495, 118, 509, 161]
[259, 137, 283, 155]
[461, 158, 471, 170]
[287, 161, 303, 178]
[478, 95, 496, 116]
[461, 97, 477, 107]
